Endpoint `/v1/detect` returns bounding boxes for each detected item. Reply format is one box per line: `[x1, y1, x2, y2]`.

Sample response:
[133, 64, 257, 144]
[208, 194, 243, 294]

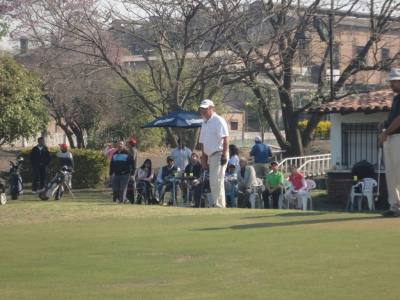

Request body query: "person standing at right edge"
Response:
[379, 68, 400, 217]
[199, 99, 229, 208]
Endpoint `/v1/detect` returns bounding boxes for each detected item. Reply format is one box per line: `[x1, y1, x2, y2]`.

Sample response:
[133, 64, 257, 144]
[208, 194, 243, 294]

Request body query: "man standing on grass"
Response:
[30, 137, 51, 193]
[379, 68, 400, 217]
[109, 141, 133, 203]
[199, 99, 229, 208]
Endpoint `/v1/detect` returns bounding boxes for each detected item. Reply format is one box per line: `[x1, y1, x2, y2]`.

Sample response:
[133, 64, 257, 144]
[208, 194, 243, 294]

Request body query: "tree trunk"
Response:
[286, 116, 304, 156]
[165, 128, 178, 148]
[278, 89, 304, 157]
[58, 123, 75, 148]
[70, 123, 85, 149]
[190, 128, 200, 150]
[301, 113, 322, 148]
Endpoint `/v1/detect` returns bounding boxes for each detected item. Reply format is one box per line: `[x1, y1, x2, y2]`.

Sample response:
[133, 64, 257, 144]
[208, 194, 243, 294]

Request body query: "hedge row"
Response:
[19, 148, 109, 189]
[298, 120, 331, 140]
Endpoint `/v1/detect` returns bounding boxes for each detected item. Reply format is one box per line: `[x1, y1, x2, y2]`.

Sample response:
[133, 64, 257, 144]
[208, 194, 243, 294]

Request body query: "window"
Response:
[298, 38, 311, 66]
[332, 43, 340, 69]
[230, 121, 238, 131]
[341, 123, 379, 168]
[353, 45, 366, 66]
[381, 48, 390, 61]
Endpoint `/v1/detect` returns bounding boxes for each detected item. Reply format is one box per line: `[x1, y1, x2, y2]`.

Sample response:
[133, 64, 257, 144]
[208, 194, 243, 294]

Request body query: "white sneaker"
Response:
[32, 190, 37, 194]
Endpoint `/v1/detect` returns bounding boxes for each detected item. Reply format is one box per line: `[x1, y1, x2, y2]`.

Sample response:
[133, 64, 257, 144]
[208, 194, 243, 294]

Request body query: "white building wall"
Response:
[330, 112, 387, 167]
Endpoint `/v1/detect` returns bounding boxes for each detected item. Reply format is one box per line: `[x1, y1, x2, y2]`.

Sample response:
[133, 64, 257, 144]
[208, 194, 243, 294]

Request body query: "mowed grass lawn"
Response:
[0, 191, 399, 300]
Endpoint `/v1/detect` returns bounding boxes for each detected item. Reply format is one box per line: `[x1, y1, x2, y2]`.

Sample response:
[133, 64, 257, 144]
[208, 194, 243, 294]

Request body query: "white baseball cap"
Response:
[388, 68, 400, 81]
[199, 99, 214, 108]
[255, 136, 262, 142]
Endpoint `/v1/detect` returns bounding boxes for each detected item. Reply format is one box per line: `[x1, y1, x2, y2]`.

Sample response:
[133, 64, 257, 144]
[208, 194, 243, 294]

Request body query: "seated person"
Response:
[225, 164, 238, 207]
[134, 159, 154, 203]
[228, 144, 240, 169]
[156, 156, 177, 204]
[262, 161, 284, 208]
[183, 153, 203, 206]
[237, 157, 257, 208]
[286, 165, 307, 209]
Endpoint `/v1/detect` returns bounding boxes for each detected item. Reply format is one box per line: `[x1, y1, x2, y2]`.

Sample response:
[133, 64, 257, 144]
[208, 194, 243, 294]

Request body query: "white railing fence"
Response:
[278, 154, 332, 177]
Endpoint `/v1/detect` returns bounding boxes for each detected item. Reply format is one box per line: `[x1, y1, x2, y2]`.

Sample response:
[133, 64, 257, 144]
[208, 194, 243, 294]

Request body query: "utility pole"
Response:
[329, 0, 334, 100]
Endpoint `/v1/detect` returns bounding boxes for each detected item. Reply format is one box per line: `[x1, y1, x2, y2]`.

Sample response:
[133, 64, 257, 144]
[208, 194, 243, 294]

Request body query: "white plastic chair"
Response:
[303, 179, 316, 211]
[249, 178, 264, 209]
[349, 178, 377, 211]
[279, 179, 292, 209]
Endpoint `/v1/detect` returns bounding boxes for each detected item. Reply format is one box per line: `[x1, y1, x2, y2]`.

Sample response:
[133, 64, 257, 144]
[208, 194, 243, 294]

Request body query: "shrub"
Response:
[298, 120, 331, 140]
[19, 148, 108, 189]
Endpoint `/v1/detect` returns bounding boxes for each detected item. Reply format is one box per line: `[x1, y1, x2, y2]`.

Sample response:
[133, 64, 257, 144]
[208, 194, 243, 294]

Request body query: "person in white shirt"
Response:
[228, 144, 240, 169]
[199, 99, 229, 208]
[170, 138, 192, 172]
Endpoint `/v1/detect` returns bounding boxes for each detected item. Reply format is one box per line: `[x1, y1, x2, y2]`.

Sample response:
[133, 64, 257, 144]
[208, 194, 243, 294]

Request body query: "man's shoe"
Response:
[382, 210, 400, 217]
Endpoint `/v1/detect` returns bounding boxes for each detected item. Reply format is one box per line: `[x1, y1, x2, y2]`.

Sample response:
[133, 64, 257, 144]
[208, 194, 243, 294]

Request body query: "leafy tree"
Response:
[10, 0, 238, 147]
[0, 55, 49, 145]
[226, 0, 400, 155]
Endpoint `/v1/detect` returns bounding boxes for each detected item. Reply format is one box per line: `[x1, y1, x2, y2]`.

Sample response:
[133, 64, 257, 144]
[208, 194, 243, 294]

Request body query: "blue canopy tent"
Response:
[141, 109, 203, 129]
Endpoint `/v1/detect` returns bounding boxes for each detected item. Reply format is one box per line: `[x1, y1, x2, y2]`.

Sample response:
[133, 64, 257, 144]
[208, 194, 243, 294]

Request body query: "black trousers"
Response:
[32, 166, 47, 191]
[263, 187, 283, 209]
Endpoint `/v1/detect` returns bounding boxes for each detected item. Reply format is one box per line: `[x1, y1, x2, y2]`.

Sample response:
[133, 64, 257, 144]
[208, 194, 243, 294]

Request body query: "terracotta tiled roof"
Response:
[308, 90, 394, 113]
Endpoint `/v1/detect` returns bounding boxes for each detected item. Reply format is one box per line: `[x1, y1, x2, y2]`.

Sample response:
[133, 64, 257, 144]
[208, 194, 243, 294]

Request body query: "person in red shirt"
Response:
[286, 165, 307, 209]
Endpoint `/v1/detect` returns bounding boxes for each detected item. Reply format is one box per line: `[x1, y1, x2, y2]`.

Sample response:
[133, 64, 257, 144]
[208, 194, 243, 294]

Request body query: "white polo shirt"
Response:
[199, 113, 229, 156]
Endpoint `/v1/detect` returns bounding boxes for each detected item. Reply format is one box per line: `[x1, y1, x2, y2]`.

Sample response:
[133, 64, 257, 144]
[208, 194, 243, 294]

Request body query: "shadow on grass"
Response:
[242, 212, 327, 219]
[195, 215, 382, 231]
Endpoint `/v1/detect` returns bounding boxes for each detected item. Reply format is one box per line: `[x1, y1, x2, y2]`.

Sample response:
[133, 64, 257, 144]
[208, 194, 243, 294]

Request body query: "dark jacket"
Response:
[160, 165, 177, 182]
[250, 142, 272, 163]
[184, 162, 203, 179]
[30, 145, 51, 168]
[109, 150, 133, 176]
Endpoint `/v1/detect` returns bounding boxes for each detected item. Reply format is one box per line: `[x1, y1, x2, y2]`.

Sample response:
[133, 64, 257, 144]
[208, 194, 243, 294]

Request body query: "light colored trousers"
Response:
[253, 163, 269, 178]
[209, 152, 227, 208]
[285, 190, 308, 210]
[383, 134, 400, 211]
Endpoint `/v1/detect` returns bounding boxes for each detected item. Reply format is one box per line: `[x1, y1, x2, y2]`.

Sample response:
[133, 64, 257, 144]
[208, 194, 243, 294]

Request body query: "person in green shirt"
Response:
[263, 161, 284, 208]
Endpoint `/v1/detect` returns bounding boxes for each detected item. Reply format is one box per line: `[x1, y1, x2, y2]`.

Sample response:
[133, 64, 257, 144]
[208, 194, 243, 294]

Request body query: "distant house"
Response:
[221, 103, 245, 142]
[309, 90, 393, 207]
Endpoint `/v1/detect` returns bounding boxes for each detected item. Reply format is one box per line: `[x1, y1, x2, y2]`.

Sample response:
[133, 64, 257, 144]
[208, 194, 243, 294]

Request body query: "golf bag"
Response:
[9, 157, 24, 200]
[39, 166, 72, 201]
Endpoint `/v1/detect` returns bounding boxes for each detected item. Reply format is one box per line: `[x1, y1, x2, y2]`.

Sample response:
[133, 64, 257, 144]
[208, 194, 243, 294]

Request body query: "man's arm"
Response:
[222, 136, 228, 156]
[199, 143, 208, 169]
[109, 159, 114, 176]
[379, 115, 400, 146]
[220, 136, 228, 165]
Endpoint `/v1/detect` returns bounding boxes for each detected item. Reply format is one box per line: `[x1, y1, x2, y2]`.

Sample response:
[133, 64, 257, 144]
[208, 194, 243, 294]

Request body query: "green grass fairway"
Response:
[1, 191, 399, 300]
